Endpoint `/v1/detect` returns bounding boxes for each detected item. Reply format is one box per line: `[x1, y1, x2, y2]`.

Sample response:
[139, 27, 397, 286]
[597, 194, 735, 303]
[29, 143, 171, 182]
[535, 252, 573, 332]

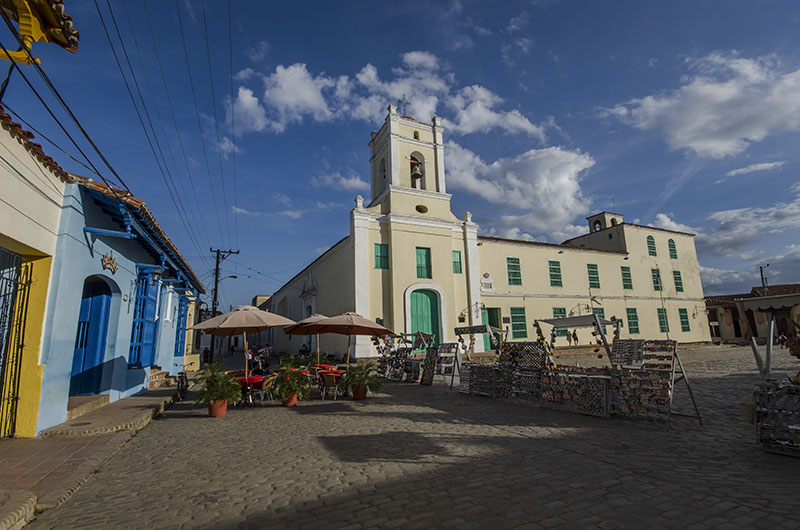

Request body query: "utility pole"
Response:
[760, 264, 769, 296]
[209, 247, 239, 362]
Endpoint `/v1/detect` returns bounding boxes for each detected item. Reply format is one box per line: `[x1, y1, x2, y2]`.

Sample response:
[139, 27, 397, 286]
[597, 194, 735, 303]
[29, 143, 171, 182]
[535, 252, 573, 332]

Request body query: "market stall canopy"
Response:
[537, 314, 615, 328]
[303, 312, 393, 337]
[190, 305, 296, 336]
[283, 314, 329, 335]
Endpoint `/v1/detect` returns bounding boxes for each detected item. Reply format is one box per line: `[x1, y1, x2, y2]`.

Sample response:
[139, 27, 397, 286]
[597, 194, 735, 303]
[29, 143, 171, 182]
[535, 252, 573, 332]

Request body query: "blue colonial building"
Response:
[36, 176, 204, 433]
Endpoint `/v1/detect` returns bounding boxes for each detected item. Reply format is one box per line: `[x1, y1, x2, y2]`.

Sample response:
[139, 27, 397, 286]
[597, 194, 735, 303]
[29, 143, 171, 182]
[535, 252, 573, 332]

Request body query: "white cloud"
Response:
[247, 40, 271, 62]
[610, 51, 800, 158]
[446, 85, 546, 140]
[650, 213, 696, 234]
[311, 171, 369, 191]
[446, 141, 595, 239]
[234, 68, 255, 82]
[313, 201, 342, 210]
[506, 11, 530, 33]
[699, 265, 758, 288]
[262, 63, 333, 132]
[214, 136, 240, 159]
[278, 210, 303, 219]
[274, 193, 293, 206]
[232, 205, 262, 216]
[228, 87, 268, 134]
[402, 51, 439, 70]
[725, 160, 785, 177]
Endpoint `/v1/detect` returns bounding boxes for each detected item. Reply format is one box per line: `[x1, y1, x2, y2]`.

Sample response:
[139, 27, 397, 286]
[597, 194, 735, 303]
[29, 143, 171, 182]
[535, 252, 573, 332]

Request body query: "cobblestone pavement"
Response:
[30, 345, 800, 529]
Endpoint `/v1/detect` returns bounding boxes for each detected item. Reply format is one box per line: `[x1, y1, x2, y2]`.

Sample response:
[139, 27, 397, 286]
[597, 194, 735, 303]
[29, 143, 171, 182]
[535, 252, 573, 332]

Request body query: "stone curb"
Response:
[0, 490, 36, 530]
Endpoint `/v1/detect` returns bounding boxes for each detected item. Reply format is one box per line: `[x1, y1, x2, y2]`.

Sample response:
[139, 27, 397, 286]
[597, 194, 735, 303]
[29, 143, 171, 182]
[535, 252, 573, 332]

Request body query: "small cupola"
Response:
[587, 212, 624, 233]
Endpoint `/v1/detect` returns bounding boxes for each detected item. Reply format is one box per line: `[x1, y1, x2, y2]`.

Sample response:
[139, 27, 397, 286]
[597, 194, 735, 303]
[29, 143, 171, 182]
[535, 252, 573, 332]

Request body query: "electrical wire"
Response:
[227, 0, 239, 249]
[201, 0, 232, 246]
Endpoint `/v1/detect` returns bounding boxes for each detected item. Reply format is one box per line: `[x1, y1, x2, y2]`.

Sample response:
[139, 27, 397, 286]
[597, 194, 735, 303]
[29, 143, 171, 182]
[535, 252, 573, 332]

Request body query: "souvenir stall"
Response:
[452, 324, 506, 394]
[535, 313, 620, 360]
[736, 293, 800, 456]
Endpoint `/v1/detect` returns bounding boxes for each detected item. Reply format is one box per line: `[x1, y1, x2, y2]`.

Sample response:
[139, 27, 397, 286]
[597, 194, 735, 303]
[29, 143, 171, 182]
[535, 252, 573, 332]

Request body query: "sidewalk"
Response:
[0, 389, 176, 529]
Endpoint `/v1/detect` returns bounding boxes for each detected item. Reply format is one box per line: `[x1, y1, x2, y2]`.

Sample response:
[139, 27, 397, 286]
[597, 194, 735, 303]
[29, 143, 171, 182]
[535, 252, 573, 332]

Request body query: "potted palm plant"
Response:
[340, 361, 381, 400]
[274, 362, 311, 407]
[194, 362, 242, 417]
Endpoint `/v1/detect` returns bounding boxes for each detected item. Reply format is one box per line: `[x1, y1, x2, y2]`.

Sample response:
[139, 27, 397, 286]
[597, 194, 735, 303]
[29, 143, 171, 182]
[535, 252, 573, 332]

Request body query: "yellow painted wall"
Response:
[0, 256, 50, 437]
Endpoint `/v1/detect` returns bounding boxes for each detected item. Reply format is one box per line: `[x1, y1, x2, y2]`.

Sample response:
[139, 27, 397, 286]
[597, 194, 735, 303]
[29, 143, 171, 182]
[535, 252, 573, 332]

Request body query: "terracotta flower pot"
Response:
[208, 400, 228, 417]
[282, 392, 298, 407]
[352, 385, 368, 401]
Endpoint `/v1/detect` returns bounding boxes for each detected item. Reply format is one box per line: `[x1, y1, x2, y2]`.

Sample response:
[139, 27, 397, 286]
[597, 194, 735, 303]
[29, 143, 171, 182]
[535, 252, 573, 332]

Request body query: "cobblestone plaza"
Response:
[30, 345, 800, 529]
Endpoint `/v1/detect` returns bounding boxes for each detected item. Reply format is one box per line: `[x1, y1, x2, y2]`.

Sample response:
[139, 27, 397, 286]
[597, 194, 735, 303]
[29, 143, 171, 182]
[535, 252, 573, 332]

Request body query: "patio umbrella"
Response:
[283, 313, 328, 364]
[303, 312, 393, 364]
[190, 305, 296, 380]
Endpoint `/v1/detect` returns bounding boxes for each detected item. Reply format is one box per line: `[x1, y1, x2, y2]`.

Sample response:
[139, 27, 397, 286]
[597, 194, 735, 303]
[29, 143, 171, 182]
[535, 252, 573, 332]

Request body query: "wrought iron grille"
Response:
[0, 248, 31, 438]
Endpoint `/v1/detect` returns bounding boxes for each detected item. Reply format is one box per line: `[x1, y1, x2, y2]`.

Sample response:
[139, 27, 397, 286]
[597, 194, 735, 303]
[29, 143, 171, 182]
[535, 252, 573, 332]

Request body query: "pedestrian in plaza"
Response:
[202, 346, 210, 364]
[567, 331, 573, 346]
[778, 333, 787, 349]
[572, 330, 579, 345]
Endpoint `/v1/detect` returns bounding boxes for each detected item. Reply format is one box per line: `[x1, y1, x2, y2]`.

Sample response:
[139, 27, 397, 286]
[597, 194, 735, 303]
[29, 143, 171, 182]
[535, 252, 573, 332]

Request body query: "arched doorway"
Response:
[70, 277, 111, 395]
[410, 289, 440, 348]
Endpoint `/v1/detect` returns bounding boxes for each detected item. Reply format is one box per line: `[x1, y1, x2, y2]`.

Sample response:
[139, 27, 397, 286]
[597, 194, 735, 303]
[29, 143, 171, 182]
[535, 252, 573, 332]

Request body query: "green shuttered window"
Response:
[647, 235, 657, 256]
[593, 307, 606, 334]
[552, 307, 567, 337]
[621, 266, 633, 290]
[416, 247, 431, 278]
[507, 257, 522, 285]
[679, 308, 691, 332]
[374, 243, 389, 270]
[657, 308, 669, 333]
[510, 307, 528, 339]
[626, 308, 640, 334]
[452, 251, 462, 274]
[673, 270, 684, 292]
[652, 269, 662, 291]
[587, 263, 600, 289]
[549, 260, 562, 287]
[668, 239, 678, 259]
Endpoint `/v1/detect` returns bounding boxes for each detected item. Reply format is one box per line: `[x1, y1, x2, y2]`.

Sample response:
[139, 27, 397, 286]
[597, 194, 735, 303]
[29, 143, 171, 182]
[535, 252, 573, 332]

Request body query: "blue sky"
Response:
[4, 0, 800, 307]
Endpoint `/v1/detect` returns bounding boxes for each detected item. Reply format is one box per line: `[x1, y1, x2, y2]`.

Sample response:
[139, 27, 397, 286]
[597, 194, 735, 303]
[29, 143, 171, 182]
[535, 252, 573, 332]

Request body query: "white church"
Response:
[266, 105, 710, 357]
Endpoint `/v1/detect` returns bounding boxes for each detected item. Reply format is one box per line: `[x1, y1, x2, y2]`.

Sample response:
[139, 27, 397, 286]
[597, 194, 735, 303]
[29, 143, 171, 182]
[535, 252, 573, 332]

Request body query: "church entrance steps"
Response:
[148, 367, 176, 390]
[65, 395, 109, 421]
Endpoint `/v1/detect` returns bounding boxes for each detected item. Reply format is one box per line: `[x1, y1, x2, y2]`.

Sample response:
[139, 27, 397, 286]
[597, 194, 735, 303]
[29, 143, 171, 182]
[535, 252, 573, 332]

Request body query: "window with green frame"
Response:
[510, 307, 528, 339]
[651, 268, 662, 291]
[626, 308, 640, 334]
[647, 235, 657, 256]
[552, 307, 567, 336]
[587, 263, 600, 289]
[452, 250, 463, 274]
[668, 239, 678, 259]
[416, 247, 431, 278]
[657, 307, 669, 333]
[374, 243, 389, 270]
[592, 307, 606, 334]
[621, 266, 633, 290]
[548, 260, 563, 287]
[506, 257, 522, 285]
[673, 270, 684, 292]
[678, 308, 691, 332]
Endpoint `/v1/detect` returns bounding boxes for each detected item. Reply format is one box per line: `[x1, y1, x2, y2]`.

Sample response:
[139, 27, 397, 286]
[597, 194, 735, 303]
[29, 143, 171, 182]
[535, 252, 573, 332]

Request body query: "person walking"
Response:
[572, 330, 579, 345]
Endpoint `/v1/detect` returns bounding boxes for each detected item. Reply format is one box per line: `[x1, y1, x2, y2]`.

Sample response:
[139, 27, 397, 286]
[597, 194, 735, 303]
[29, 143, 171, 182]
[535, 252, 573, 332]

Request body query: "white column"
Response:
[463, 212, 483, 352]
[387, 105, 400, 187]
[432, 116, 446, 194]
[351, 196, 372, 358]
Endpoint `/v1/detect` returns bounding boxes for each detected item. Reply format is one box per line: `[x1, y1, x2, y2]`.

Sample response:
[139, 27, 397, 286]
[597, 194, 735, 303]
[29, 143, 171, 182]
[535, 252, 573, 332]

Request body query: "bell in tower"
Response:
[410, 157, 424, 189]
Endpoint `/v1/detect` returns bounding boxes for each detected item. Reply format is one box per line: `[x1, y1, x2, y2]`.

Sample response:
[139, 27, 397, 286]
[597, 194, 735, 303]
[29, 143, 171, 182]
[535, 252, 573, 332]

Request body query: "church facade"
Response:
[267, 106, 710, 357]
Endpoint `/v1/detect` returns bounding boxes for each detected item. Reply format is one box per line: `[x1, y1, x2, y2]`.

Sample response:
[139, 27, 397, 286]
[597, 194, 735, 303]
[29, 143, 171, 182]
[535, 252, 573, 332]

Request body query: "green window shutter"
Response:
[510, 307, 528, 339]
[506, 257, 522, 285]
[673, 270, 684, 292]
[374, 243, 389, 270]
[592, 307, 606, 334]
[552, 307, 567, 336]
[647, 235, 657, 256]
[587, 264, 600, 289]
[452, 251, 463, 274]
[679, 308, 691, 332]
[548, 260, 562, 287]
[651, 269, 662, 291]
[626, 308, 640, 334]
[621, 266, 633, 290]
[657, 308, 669, 333]
[668, 239, 678, 259]
[416, 247, 431, 278]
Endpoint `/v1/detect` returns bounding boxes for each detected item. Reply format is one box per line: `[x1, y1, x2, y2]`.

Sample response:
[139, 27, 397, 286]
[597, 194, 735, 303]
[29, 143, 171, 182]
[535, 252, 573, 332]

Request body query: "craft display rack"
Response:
[469, 364, 496, 397]
[541, 367, 610, 418]
[754, 383, 800, 457]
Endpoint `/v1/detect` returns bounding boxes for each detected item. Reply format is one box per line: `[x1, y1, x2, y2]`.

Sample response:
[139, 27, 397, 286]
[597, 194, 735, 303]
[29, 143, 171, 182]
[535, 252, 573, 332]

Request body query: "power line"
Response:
[93, 0, 208, 264]
[227, 0, 239, 249]
[201, 0, 232, 246]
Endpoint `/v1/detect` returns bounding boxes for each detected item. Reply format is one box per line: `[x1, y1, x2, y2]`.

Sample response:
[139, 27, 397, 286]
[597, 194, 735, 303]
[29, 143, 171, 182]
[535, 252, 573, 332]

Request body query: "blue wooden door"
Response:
[70, 279, 111, 395]
[410, 290, 440, 348]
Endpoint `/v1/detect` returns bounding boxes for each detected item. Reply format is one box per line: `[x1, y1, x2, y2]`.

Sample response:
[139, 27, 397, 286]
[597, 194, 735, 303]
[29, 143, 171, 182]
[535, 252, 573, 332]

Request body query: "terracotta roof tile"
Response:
[0, 104, 72, 183]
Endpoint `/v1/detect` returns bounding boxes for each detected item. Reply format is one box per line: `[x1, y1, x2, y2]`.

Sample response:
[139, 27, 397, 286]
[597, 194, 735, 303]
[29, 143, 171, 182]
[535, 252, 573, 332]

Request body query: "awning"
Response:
[735, 293, 800, 313]
[537, 314, 615, 328]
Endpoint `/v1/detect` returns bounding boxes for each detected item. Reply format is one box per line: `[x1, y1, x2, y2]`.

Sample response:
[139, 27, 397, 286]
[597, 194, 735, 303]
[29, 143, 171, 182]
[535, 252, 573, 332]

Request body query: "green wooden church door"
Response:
[410, 289, 440, 348]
